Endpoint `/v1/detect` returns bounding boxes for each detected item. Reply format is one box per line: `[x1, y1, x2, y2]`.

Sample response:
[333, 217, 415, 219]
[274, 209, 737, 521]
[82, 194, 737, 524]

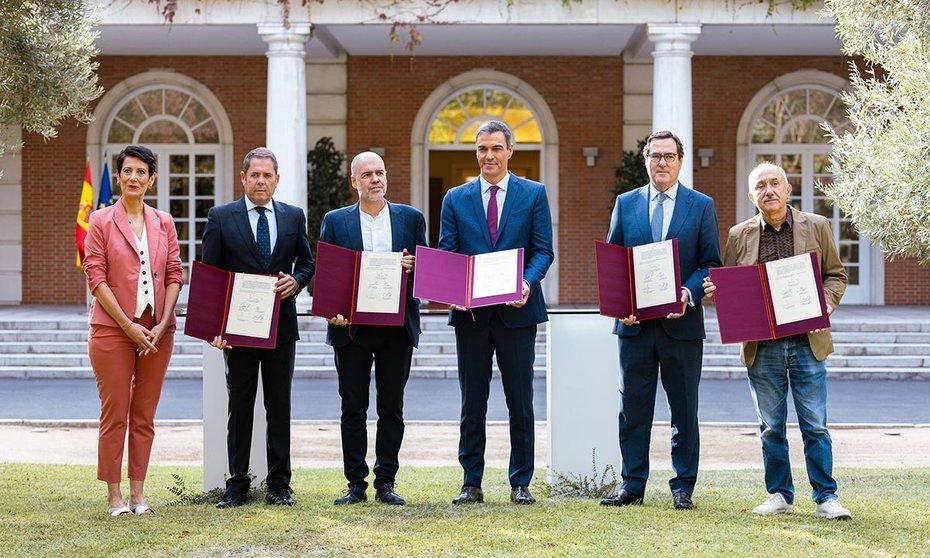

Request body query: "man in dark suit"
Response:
[319, 151, 426, 507]
[438, 120, 554, 505]
[600, 130, 721, 510]
[703, 162, 849, 519]
[201, 147, 314, 508]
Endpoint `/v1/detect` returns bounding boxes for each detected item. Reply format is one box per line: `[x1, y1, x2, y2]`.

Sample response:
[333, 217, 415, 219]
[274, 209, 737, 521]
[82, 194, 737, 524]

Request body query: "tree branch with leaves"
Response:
[821, 0, 930, 261]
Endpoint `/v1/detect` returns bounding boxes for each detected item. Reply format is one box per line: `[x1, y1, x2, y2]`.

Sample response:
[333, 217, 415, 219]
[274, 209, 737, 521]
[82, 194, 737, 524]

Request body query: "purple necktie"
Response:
[487, 184, 500, 245]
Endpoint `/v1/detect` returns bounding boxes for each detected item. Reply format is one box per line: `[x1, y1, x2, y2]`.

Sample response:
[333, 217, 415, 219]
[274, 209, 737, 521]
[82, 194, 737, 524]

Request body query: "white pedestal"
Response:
[546, 312, 621, 483]
[203, 344, 268, 491]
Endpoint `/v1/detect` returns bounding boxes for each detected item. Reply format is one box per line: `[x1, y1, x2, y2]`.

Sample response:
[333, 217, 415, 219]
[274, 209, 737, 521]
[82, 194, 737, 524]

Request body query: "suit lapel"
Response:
[495, 172, 522, 245]
[467, 179, 492, 249]
[790, 207, 810, 255]
[389, 202, 405, 252]
[143, 205, 164, 272]
[665, 183, 693, 240]
[345, 203, 363, 250]
[269, 200, 287, 263]
[233, 198, 265, 267]
[632, 186, 651, 245]
[112, 199, 137, 251]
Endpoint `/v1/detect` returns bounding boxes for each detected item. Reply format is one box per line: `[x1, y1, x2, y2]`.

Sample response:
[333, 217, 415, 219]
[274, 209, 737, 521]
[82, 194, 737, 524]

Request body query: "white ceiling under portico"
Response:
[93, 0, 842, 59]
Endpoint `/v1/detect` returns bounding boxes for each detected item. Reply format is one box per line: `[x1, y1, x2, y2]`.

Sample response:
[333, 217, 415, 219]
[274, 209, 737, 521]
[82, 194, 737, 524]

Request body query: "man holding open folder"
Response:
[703, 162, 850, 519]
[600, 130, 721, 510]
[439, 120, 554, 505]
[320, 151, 426, 506]
[202, 148, 314, 508]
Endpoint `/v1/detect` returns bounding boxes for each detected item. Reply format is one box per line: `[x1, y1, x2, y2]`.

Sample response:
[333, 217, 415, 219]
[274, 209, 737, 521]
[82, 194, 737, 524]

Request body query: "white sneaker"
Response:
[814, 498, 852, 520]
[752, 493, 793, 515]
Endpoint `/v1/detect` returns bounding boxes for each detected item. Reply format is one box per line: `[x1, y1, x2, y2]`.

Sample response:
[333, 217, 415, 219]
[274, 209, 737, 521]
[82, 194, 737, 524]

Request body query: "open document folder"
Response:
[412, 246, 524, 308]
[595, 239, 682, 321]
[310, 241, 407, 326]
[709, 252, 830, 344]
[184, 261, 281, 349]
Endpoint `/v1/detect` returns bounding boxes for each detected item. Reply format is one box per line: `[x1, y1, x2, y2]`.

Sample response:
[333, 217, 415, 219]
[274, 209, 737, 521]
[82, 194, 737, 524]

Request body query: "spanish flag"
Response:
[75, 162, 93, 269]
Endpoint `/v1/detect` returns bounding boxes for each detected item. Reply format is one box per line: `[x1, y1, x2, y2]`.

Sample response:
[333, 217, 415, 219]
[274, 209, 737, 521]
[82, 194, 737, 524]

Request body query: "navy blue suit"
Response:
[607, 183, 721, 497]
[439, 173, 553, 488]
[320, 201, 427, 489]
[201, 197, 314, 494]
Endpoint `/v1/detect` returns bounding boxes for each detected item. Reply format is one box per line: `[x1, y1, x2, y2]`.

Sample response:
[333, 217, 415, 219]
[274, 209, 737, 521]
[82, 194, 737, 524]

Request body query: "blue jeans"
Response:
[747, 336, 837, 504]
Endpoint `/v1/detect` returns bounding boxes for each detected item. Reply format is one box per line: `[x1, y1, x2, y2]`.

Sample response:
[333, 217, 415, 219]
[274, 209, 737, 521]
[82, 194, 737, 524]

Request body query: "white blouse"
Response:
[133, 223, 155, 318]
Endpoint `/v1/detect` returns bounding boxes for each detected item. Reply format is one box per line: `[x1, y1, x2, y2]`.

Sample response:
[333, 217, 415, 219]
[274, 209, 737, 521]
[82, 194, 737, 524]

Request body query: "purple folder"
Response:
[310, 241, 407, 326]
[710, 252, 830, 344]
[413, 246, 524, 308]
[184, 261, 281, 349]
[594, 239, 682, 321]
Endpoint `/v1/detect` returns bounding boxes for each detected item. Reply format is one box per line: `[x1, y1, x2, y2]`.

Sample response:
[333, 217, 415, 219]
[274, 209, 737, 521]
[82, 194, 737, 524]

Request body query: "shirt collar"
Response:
[649, 182, 679, 202]
[244, 197, 273, 213]
[758, 205, 794, 231]
[480, 172, 510, 194]
[360, 201, 390, 221]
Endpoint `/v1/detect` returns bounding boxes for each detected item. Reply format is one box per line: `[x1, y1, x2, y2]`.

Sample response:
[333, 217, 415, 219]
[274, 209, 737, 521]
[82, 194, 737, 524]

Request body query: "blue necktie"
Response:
[256, 206, 271, 267]
[651, 192, 667, 243]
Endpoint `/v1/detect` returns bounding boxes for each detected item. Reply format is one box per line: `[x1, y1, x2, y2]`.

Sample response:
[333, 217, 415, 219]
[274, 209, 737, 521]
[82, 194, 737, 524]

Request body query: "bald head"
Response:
[351, 151, 385, 178]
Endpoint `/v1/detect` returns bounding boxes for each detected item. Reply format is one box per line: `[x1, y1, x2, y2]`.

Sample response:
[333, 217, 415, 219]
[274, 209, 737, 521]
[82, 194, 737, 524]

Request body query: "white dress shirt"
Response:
[360, 202, 393, 252]
[479, 172, 510, 224]
[244, 197, 277, 250]
[133, 223, 155, 318]
[648, 182, 679, 242]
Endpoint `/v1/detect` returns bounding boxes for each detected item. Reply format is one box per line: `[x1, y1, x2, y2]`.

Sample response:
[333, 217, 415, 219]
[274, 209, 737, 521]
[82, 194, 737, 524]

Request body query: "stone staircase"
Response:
[0, 309, 928, 380]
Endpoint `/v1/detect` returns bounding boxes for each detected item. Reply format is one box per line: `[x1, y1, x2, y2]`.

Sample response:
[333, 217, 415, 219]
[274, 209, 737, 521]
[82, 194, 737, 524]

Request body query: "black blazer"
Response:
[319, 201, 427, 348]
[201, 197, 314, 343]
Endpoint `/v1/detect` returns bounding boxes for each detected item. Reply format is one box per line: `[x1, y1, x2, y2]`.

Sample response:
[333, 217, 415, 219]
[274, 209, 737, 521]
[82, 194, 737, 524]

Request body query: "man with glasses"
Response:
[600, 130, 721, 510]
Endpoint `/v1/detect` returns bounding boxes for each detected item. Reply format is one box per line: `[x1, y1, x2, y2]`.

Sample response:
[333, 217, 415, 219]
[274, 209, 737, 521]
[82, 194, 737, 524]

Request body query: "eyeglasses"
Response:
[648, 153, 678, 163]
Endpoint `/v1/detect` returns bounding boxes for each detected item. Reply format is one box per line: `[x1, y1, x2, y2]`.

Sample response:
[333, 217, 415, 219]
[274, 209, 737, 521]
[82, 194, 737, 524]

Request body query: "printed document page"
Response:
[356, 251, 403, 314]
[766, 253, 821, 325]
[471, 249, 519, 300]
[632, 240, 677, 309]
[225, 273, 278, 338]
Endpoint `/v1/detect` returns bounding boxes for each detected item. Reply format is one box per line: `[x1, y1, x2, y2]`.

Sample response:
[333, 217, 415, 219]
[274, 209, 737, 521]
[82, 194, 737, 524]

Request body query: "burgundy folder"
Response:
[413, 246, 524, 308]
[594, 239, 682, 321]
[310, 241, 407, 326]
[709, 252, 830, 344]
[183, 261, 281, 349]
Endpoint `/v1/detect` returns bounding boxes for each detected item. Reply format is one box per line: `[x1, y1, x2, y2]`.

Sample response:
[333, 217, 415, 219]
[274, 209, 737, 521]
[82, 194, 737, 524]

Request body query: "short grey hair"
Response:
[242, 147, 278, 174]
[475, 120, 513, 147]
[748, 162, 788, 189]
[350, 151, 385, 177]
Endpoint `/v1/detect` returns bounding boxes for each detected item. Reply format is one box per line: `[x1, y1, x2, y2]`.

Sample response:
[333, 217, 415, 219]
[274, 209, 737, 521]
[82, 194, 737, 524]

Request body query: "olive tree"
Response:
[822, 0, 930, 260]
[0, 0, 102, 158]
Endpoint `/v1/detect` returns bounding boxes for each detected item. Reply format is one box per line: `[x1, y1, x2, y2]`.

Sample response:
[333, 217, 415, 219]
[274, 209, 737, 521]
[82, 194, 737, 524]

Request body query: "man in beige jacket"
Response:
[704, 162, 850, 519]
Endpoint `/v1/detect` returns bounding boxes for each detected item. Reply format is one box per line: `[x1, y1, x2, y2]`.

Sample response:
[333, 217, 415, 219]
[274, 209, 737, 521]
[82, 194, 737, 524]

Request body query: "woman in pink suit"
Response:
[83, 145, 183, 516]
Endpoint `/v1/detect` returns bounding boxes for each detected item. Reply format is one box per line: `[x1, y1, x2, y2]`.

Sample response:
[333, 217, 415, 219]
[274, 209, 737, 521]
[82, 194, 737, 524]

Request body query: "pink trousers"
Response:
[88, 308, 173, 483]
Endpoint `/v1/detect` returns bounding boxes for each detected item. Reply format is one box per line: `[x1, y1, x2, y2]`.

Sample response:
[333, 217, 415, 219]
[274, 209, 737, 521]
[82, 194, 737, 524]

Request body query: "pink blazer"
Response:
[84, 199, 183, 328]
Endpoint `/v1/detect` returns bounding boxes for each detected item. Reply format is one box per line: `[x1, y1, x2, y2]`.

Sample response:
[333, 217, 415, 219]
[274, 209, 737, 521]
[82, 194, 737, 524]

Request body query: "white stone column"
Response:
[259, 23, 311, 213]
[647, 23, 701, 188]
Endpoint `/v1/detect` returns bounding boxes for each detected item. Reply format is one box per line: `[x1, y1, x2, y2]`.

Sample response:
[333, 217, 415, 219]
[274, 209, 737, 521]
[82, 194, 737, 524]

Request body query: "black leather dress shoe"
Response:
[673, 491, 694, 510]
[510, 486, 536, 505]
[600, 489, 644, 507]
[266, 486, 295, 506]
[451, 485, 484, 505]
[216, 491, 249, 509]
[334, 484, 367, 505]
[375, 483, 406, 506]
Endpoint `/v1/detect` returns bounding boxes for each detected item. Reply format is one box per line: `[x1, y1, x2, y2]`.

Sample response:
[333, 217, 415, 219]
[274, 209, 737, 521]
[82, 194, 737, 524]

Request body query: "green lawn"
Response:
[2, 464, 928, 557]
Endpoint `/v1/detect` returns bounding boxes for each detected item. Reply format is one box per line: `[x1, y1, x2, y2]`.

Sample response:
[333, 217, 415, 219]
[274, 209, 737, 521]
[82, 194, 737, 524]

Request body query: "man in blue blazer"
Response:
[202, 147, 314, 509]
[600, 130, 721, 510]
[439, 120, 554, 505]
[319, 151, 426, 507]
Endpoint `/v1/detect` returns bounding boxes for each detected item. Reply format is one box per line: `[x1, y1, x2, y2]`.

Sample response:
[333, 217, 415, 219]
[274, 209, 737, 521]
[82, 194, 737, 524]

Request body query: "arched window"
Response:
[102, 85, 225, 285]
[428, 87, 542, 146]
[748, 84, 871, 302]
